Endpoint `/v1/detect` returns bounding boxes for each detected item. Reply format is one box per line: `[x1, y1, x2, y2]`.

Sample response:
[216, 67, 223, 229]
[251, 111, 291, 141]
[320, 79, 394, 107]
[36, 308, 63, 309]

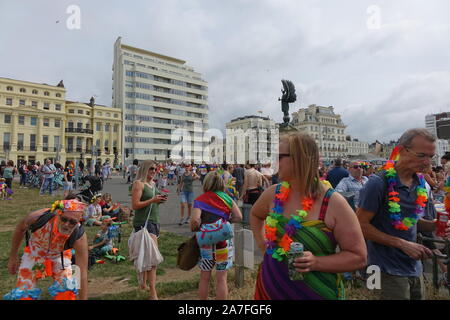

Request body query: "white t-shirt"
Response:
[261, 167, 274, 176]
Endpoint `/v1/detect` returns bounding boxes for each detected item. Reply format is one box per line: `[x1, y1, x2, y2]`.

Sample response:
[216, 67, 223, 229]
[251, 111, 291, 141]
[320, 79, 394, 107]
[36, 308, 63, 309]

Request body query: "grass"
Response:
[1, 182, 449, 300]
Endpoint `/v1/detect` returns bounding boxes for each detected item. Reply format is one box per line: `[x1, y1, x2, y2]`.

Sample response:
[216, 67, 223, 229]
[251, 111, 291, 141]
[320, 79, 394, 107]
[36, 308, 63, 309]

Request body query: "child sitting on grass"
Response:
[0, 178, 13, 200]
[100, 193, 121, 220]
[84, 194, 103, 226]
[89, 216, 114, 257]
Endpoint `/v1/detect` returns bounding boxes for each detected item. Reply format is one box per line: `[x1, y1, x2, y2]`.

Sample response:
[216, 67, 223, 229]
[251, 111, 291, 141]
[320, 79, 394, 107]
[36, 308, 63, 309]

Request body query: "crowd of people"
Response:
[4, 127, 450, 301]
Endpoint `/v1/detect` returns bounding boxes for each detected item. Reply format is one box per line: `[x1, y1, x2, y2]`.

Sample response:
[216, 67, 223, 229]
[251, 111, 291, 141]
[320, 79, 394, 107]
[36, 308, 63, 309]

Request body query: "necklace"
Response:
[384, 161, 428, 230]
[264, 181, 314, 262]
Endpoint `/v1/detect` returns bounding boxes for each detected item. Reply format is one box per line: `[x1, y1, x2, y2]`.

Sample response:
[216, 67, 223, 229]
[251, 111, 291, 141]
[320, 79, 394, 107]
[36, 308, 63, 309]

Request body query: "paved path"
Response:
[101, 175, 200, 238]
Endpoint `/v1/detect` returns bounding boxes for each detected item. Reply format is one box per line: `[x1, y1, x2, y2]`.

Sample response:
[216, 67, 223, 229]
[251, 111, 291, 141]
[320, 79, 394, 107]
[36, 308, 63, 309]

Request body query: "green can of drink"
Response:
[288, 242, 304, 281]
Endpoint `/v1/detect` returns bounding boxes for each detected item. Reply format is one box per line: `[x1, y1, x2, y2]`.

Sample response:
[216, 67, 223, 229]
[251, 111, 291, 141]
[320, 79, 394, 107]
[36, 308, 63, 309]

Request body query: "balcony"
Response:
[65, 128, 94, 134]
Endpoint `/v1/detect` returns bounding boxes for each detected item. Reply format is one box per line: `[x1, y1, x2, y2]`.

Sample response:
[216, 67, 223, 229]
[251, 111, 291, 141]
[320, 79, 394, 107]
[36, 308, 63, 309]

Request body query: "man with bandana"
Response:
[5, 199, 89, 300]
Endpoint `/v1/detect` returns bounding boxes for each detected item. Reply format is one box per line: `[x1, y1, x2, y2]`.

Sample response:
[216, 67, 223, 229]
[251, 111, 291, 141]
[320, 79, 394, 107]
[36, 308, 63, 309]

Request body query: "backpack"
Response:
[25, 210, 85, 251]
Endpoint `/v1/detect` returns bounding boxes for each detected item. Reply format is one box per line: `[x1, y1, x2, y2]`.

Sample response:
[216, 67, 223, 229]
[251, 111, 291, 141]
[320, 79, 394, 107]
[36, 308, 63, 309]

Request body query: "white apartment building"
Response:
[208, 136, 225, 164]
[292, 105, 347, 160]
[113, 37, 209, 164]
[436, 139, 449, 164]
[225, 115, 278, 165]
[346, 138, 369, 157]
[425, 114, 437, 137]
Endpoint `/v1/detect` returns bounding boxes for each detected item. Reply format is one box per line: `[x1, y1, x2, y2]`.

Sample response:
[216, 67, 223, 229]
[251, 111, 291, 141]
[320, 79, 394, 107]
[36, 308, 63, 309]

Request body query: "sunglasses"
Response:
[149, 167, 156, 171]
[59, 215, 78, 226]
[353, 165, 362, 169]
[278, 153, 290, 160]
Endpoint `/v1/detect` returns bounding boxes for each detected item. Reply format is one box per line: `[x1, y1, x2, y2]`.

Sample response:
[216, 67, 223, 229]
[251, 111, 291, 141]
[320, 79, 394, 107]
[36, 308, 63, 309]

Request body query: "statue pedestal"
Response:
[279, 123, 299, 134]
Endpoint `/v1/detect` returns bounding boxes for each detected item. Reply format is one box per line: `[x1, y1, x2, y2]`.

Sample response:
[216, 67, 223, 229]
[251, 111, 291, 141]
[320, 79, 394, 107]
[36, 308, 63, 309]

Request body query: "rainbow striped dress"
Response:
[254, 188, 345, 300]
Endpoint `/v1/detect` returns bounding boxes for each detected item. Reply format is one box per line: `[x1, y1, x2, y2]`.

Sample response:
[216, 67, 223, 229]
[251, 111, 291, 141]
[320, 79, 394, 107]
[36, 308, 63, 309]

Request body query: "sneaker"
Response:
[184, 218, 190, 224]
[178, 219, 183, 226]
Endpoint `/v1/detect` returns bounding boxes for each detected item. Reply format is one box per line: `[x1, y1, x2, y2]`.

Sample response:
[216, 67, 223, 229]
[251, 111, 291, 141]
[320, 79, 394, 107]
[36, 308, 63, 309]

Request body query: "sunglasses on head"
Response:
[59, 215, 78, 226]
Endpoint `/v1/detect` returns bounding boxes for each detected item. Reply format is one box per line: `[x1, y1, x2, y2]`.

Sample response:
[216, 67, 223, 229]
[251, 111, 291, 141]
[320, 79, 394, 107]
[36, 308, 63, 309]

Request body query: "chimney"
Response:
[89, 96, 95, 107]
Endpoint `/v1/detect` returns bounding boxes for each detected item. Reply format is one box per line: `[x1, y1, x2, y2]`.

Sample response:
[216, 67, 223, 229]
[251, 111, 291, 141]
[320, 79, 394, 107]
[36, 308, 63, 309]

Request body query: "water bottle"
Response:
[288, 242, 304, 281]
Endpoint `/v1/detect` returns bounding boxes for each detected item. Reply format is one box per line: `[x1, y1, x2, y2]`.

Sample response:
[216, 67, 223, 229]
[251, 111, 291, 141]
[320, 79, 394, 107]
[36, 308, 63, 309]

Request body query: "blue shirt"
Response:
[359, 173, 434, 277]
[335, 176, 368, 208]
[327, 167, 349, 188]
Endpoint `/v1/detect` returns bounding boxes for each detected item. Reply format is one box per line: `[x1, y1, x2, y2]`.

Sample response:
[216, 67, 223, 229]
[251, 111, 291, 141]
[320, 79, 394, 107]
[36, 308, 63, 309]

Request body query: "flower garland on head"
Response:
[50, 199, 87, 215]
[384, 160, 428, 231]
[264, 181, 314, 262]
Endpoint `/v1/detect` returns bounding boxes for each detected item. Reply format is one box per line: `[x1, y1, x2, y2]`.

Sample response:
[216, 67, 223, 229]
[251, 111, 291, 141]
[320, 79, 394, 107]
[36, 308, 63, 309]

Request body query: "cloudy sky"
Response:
[1, 0, 449, 143]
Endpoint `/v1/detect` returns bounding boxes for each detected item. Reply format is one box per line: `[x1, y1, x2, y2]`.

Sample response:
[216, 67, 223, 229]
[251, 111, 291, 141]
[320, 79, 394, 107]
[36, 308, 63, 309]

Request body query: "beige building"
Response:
[292, 105, 347, 160]
[225, 115, 278, 165]
[346, 137, 369, 157]
[0, 77, 122, 167]
[113, 37, 209, 164]
[0, 77, 66, 165]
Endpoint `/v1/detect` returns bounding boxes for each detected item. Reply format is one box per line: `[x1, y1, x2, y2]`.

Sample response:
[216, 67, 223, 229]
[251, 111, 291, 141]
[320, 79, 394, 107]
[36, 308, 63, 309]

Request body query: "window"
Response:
[106, 113, 111, 117]
[67, 137, 74, 152]
[43, 118, 49, 127]
[32, 89, 38, 94]
[78, 110, 83, 114]
[30, 134, 36, 151]
[55, 104, 61, 111]
[7, 86, 13, 91]
[43, 135, 49, 151]
[68, 109, 75, 114]
[20, 88, 26, 93]
[86, 111, 90, 115]
[32, 101, 37, 107]
[17, 133, 24, 150]
[44, 91, 50, 96]
[56, 93, 61, 97]
[18, 116, 25, 125]
[3, 132, 11, 150]
[85, 123, 90, 129]
[96, 139, 100, 147]
[19, 99, 25, 106]
[4, 114, 11, 123]
[44, 103, 50, 110]
[96, 122, 102, 131]
[105, 123, 110, 132]
[114, 113, 118, 118]
[54, 136, 60, 151]
[55, 119, 60, 128]
[6, 98, 12, 106]
[30, 117, 37, 126]
[113, 124, 118, 132]
[77, 122, 83, 129]
[97, 112, 102, 116]
[68, 121, 74, 128]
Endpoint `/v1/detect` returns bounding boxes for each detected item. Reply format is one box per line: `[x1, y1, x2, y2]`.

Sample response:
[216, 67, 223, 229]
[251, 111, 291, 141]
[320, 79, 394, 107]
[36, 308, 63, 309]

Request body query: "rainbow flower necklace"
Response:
[264, 181, 314, 262]
[384, 160, 428, 230]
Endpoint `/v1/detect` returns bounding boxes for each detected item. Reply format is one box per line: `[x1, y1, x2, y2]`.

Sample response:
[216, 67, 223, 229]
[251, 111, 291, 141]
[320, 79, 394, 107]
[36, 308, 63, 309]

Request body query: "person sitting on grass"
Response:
[89, 216, 114, 257]
[0, 177, 13, 200]
[100, 193, 121, 220]
[84, 194, 103, 226]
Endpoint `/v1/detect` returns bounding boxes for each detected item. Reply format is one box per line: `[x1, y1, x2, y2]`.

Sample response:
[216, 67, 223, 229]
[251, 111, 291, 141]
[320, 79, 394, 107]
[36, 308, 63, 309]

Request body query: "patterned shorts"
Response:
[198, 239, 233, 271]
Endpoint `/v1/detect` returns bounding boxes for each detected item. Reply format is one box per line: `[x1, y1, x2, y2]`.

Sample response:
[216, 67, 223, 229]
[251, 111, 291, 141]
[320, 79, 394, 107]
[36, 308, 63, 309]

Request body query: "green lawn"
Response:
[0, 183, 197, 300]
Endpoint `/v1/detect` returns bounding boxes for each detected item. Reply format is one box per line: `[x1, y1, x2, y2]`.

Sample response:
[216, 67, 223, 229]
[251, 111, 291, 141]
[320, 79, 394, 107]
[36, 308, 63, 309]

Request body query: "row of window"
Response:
[125, 91, 207, 110]
[2, 132, 61, 151]
[125, 81, 207, 100]
[3, 97, 62, 110]
[124, 136, 172, 144]
[123, 54, 198, 78]
[125, 70, 207, 91]
[125, 103, 206, 119]
[3, 114, 61, 127]
[3, 86, 62, 97]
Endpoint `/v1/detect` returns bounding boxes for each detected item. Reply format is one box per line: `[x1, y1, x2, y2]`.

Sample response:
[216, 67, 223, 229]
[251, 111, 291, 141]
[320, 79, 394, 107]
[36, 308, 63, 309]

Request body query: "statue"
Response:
[279, 79, 297, 128]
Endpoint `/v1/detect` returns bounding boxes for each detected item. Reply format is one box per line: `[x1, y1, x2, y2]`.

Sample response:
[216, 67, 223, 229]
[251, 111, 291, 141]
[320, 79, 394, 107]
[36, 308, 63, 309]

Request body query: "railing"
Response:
[65, 128, 94, 134]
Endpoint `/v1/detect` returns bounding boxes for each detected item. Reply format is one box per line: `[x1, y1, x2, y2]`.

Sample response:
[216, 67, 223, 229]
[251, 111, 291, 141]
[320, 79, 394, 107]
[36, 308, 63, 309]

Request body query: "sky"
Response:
[1, 0, 449, 143]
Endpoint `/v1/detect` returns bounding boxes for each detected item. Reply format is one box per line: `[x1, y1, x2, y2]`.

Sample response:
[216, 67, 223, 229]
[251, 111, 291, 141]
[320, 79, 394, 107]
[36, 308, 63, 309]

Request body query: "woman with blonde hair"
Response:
[131, 160, 167, 299]
[250, 132, 367, 300]
[190, 171, 243, 300]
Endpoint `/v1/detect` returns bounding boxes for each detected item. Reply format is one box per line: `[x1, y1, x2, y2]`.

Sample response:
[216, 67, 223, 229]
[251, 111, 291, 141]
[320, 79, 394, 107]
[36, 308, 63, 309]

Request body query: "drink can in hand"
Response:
[288, 242, 304, 281]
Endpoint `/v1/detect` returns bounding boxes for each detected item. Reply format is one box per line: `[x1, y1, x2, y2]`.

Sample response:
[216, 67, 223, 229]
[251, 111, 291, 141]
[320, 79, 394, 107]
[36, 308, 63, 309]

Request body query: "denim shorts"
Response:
[134, 222, 160, 237]
[63, 181, 73, 191]
[180, 191, 194, 204]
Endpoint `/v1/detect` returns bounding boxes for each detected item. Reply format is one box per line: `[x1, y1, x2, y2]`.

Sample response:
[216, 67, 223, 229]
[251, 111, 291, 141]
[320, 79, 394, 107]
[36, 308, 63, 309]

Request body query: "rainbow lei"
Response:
[384, 160, 427, 231]
[264, 181, 314, 262]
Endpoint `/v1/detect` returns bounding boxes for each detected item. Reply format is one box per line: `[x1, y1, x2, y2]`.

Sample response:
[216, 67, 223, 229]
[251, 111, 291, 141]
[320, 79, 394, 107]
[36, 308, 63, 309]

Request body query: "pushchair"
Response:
[76, 175, 103, 203]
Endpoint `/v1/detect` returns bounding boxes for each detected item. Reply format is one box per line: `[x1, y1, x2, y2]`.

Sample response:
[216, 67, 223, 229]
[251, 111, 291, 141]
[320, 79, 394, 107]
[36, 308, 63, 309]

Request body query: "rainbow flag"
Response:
[193, 191, 232, 220]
